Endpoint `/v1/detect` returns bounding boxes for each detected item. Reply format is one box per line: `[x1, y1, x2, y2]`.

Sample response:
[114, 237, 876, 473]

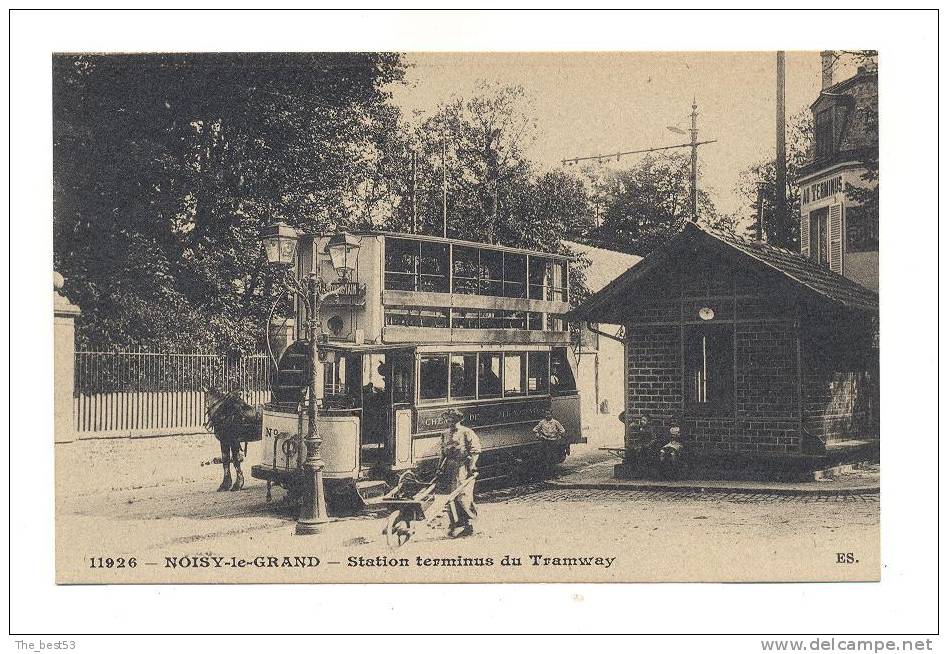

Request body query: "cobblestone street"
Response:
[55, 435, 880, 584]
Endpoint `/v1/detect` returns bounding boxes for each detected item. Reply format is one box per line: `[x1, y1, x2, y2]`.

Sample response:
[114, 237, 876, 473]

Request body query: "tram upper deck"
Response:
[292, 231, 574, 349]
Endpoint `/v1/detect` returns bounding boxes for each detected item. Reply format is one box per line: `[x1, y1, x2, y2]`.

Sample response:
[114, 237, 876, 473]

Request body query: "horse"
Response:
[204, 387, 263, 492]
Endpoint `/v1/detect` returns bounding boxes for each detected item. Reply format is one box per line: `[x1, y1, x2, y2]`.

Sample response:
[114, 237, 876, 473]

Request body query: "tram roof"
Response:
[305, 230, 573, 262]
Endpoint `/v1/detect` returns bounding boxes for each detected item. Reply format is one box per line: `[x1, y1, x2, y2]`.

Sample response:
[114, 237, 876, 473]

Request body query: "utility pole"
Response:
[410, 148, 418, 234]
[441, 133, 448, 238]
[755, 182, 766, 241]
[689, 98, 699, 222]
[775, 51, 787, 247]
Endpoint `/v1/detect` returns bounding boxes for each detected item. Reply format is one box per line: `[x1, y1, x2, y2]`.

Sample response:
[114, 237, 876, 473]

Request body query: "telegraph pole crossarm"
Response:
[561, 139, 716, 167]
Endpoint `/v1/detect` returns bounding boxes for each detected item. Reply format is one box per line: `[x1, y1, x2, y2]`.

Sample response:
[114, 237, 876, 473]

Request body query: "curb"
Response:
[544, 479, 880, 496]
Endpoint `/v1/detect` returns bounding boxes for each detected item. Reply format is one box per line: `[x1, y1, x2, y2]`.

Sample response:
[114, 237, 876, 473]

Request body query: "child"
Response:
[533, 410, 566, 468]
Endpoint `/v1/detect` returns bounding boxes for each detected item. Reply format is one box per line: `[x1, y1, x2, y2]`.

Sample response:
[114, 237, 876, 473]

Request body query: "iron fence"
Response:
[73, 350, 271, 437]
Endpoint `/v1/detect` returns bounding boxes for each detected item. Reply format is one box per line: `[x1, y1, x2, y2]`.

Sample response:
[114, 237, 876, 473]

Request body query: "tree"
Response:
[54, 53, 405, 352]
[403, 81, 538, 244]
[735, 109, 813, 248]
[376, 81, 595, 301]
[584, 153, 717, 256]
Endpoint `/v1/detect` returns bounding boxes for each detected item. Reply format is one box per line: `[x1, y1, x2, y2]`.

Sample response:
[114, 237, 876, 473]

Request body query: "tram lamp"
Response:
[324, 232, 361, 280]
[258, 224, 361, 536]
[261, 222, 299, 267]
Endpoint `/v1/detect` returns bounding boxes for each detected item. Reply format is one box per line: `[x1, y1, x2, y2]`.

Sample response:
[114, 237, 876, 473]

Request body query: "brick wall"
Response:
[802, 313, 877, 444]
[623, 259, 805, 456]
[733, 320, 800, 453]
[624, 325, 681, 444]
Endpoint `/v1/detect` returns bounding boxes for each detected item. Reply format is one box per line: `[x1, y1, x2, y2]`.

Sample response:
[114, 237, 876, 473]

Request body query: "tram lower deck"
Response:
[251, 342, 582, 507]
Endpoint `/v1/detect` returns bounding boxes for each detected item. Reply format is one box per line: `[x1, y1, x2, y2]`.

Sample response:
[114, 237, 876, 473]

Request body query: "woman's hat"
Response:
[443, 408, 464, 422]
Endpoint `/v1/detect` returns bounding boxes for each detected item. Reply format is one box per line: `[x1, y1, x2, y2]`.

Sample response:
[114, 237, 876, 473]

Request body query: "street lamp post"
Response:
[260, 223, 360, 535]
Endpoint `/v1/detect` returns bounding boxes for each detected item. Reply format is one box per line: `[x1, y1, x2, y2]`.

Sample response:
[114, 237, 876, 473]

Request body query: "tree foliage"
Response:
[581, 153, 720, 256]
[735, 110, 813, 248]
[54, 53, 405, 352]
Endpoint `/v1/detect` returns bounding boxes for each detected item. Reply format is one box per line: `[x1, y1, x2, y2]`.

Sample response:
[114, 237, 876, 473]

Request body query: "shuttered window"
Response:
[800, 209, 810, 258]
[830, 204, 843, 274]
[809, 208, 829, 268]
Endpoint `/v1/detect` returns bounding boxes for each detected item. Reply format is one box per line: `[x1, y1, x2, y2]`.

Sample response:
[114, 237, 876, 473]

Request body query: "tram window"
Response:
[452, 309, 479, 330]
[527, 312, 544, 331]
[549, 261, 568, 302]
[323, 354, 362, 408]
[550, 347, 577, 394]
[384, 306, 413, 327]
[419, 355, 449, 402]
[452, 246, 479, 295]
[323, 358, 345, 396]
[503, 253, 527, 298]
[418, 308, 449, 328]
[479, 249, 504, 297]
[548, 315, 566, 332]
[503, 311, 527, 330]
[384, 238, 418, 291]
[527, 351, 550, 395]
[391, 350, 414, 404]
[419, 242, 449, 293]
[450, 354, 477, 400]
[477, 352, 503, 399]
[504, 353, 526, 397]
[528, 257, 549, 300]
[385, 306, 449, 328]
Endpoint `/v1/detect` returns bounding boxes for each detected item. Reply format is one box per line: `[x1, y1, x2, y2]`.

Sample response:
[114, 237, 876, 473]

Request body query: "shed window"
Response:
[684, 325, 733, 413]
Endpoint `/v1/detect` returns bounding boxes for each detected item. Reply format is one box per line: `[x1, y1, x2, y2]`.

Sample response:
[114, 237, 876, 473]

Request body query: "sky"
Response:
[389, 52, 833, 217]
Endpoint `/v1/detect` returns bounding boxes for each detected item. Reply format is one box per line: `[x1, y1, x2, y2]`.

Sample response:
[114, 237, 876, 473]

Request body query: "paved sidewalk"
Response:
[549, 457, 880, 496]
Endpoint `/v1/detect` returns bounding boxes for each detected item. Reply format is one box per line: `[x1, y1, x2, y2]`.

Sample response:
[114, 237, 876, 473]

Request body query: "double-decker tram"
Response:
[252, 231, 583, 510]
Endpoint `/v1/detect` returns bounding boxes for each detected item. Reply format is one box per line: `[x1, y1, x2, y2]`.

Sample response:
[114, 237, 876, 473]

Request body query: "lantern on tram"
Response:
[261, 222, 300, 268]
[324, 232, 361, 280]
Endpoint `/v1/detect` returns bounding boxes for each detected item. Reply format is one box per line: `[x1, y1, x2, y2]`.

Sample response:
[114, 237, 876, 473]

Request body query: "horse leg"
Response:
[217, 439, 232, 492]
[230, 440, 245, 491]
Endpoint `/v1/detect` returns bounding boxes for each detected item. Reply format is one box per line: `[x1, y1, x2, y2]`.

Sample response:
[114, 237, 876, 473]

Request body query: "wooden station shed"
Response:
[568, 223, 879, 473]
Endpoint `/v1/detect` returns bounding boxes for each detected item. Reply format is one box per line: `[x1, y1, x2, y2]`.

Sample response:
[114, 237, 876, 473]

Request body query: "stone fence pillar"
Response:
[54, 272, 80, 444]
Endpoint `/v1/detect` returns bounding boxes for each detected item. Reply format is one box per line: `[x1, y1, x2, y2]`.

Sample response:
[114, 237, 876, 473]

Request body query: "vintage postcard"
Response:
[53, 50, 879, 584]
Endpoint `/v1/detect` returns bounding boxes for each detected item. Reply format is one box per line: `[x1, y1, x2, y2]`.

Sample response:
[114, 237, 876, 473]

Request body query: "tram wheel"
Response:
[384, 510, 412, 549]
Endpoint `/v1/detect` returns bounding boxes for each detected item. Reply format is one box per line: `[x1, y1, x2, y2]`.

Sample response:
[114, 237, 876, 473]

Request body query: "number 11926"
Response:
[89, 557, 137, 568]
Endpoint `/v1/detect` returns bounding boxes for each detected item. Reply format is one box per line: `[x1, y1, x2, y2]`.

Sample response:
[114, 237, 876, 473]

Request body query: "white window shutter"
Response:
[800, 211, 810, 258]
[829, 204, 843, 274]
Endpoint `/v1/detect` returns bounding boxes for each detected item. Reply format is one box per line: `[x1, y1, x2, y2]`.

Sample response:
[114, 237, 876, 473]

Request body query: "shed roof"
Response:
[563, 240, 643, 294]
[567, 223, 879, 323]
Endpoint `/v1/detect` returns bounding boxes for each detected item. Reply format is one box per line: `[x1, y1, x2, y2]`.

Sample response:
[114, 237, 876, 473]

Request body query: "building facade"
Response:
[797, 52, 878, 291]
[569, 223, 879, 470]
[564, 241, 642, 442]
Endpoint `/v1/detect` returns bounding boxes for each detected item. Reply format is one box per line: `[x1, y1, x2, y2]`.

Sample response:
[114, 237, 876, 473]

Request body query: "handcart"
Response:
[380, 468, 478, 549]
